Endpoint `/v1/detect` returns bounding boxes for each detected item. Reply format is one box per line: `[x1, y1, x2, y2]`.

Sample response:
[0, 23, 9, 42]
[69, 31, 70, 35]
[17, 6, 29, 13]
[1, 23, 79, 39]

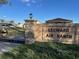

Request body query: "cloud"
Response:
[2, 16, 7, 18]
[31, 0, 36, 3]
[22, 0, 36, 3]
[21, 0, 36, 6]
[26, 3, 31, 6]
[21, 0, 43, 7]
[22, 0, 31, 3]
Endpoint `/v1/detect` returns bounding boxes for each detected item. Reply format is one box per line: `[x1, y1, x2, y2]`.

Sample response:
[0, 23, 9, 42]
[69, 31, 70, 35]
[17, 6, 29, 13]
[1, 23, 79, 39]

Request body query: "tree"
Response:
[1, 19, 4, 23]
[10, 20, 14, 23]
[18, 22, 21, 25]
[10, 20, 15, 25]
[0, 0, 8, 4]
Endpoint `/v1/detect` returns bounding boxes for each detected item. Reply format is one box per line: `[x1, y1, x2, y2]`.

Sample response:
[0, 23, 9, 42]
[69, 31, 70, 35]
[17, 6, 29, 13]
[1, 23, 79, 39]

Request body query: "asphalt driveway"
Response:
[0, 41, 20, 54]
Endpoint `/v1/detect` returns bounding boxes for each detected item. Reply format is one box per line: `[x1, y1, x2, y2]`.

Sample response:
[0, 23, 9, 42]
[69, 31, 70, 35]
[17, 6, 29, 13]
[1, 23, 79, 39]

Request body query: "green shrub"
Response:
[1, 42, 79, 59]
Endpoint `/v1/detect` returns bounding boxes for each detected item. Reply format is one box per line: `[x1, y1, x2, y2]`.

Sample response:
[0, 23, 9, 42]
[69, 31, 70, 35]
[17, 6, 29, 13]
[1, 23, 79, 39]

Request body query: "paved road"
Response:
[0, 41, 20, 54]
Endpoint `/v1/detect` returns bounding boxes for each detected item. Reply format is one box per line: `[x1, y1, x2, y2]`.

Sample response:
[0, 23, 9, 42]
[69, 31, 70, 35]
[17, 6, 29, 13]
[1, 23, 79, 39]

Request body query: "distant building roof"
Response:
[46, 18, 72, 23]
[73, 23, 79, 27]
[0, 19, 16, 26]
[0, 19, 11, 23]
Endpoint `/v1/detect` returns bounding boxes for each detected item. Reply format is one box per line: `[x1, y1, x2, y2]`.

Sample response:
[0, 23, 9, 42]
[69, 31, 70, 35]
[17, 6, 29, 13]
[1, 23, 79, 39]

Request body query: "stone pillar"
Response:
[24, 13, 39, 44]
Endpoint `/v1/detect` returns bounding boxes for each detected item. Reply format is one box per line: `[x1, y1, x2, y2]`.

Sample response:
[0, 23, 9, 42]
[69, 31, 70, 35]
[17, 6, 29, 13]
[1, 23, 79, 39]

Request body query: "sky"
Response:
[0, 0, 79, 23]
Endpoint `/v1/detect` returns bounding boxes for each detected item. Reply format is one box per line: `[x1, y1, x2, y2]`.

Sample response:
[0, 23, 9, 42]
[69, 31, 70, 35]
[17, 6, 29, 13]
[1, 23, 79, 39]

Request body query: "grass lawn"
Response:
[0, 42, 79, 59]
